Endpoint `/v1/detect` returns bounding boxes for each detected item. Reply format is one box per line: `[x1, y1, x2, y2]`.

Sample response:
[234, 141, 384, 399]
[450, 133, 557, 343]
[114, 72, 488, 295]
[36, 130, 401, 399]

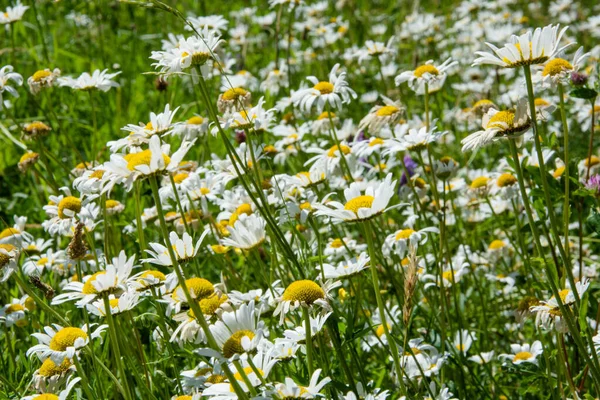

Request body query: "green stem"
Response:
[302, 307, 314, 377]
[102, 294, 133, 400]
[557, 84, 571, 262]
[363, 221, 406, 395]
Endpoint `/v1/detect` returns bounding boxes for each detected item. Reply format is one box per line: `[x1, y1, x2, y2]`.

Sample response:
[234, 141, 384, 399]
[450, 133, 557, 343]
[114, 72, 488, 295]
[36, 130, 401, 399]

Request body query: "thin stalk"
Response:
[302, 307, 314, 376]
[557, 83, 570, 261]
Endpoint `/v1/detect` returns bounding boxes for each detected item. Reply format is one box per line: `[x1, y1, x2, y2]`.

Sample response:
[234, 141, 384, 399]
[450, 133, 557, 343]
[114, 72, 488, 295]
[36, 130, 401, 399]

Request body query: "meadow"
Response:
[1, 0, 600, 399]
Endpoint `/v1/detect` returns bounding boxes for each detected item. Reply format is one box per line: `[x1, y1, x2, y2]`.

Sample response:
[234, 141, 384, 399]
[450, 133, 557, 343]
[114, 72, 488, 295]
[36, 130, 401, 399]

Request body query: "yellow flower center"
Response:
[38, 358, 72, 377]
[233, 366, 261, 382]
[0, 227, 20, 240]
[174, 396, 193, 400]
[470, 176, 489, 189]
[376, 105, 400, 117]
[109, 298, 120, 308]
[125, 150, 171, 171]
[49, 327, 88, 351]
[585, 156, 600, 167]
[553, 166, 565, 178]
[37, 257, 49, 265]
[369, 138, 385, 147]
[222, 330, 256, 358]
[211, 244, 230, 254]
[344, 195, 375, 215]
[32, 70, 52, 82]
[534, 98, 550, 107]
[199, 293, 228, 315]
[513, 351, 533, 362]
[90, 169, 105, 179]
[105, 200, 121, 209]
[330, 238, 344, 248]
[33, 395, 60, 400]
[183, 277, 214, 300]
[442, 270, 454, 282]
[486, 110, 515, 130]
[542, 58, 573, 77]
[173, 172, 189, 184]
[327, 144, 351, 158]
[317, 111, 336, 120]
[82, 271, 107, 295]
[413, 64, 439, 78]
[187, 116, 204, 125]
[207, 374, 226, 384]
[488, 240, 505, 250]
[57, 196, 82, 219]
[313, 81, 334, 94]
[19, 152, 39, 163]
[497, 173, 517, 187]
[395, 228, 416, 240]
[5, 304, 24, 314]
[24, 121, 51, 133]
[221, 87, 248, 101]
[282, 280, 325, 304]
[375, 323, 390, 337]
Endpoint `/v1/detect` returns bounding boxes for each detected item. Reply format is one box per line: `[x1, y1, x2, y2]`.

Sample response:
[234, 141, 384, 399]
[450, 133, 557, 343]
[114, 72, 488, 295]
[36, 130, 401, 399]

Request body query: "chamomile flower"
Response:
[395, 58, 457, 94]
[313, 173, 398, 223]
[530, 279, 589, 332]
[0, 1, 28, 24]
[473, 24, 571, 69]
[22, 376, 81, 400]
[355, 36, 396, 64]
[143, 230, 208, 266]
[23, 249, 66, 276]
[210, 301, 266, 358]
[0, 65, 23, 108]
[461, 98, 530, 152]
[0, 215, 31, 245]
[0, 243, 19, 282]
[535, 47, 589, 87]
[151, 27, 224, 79]
[384, 226, 439, 257]
[220, 213, 266, 251]
[0, 296, 29, 327]
[51, 250, 135, 307]
[58, 69, 121, 92]
[27, 324, 106, 364]
[499, 341, 543, 366]
[274, 369, 331, 399]
[274, 279, 339, 324]
[292, 64, 357, 113]
[384, 124, 446, 153]
[27, 68, 61, 95]
[358, 96, 404, 134]
[320, 253, 370, 279]
[86, 290, 141, 317]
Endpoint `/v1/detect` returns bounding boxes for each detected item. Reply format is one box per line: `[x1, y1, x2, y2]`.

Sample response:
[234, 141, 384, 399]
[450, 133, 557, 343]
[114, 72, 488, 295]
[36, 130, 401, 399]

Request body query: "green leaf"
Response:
[570, 87, 598, 100]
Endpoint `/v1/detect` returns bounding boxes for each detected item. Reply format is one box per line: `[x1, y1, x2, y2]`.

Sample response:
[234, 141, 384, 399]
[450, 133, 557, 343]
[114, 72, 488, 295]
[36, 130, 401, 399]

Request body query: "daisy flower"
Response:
[27, 68, 61, 95]
[86, 290, 141, 317]
[172, 115, 209, 140]
[274, 279, 339, 324]
[0, 65, 23, 108]
[52, 250, 136, 307]
[274, 369, 331, 399]
[354, 36, 396, 64]
[143, 230, 207, 267]
[220, 213, 266, 251]
[210, 301, 266, 359]
[461, 98, 530, 152]
[499, 341, 543, 366]
[58, 69, 121, 92]
[0, 214, 32, 246]
[0, 296, 29, 327]
[281, 312, 331, 345]
[23, 249, 66, 276]
[151, 27, 224, 79]
[530, 279, 589, 332]
[358, 96, 404, 134]
[384, 124, 446, 153]
[27, 324, 106, 364]
[320, 253, 370, 279]
[473, 24, 571, 69]
[22, 376, 81, 400]
[383, 226, 439, 257]
[0, 0, 28, 24]
[0, 243, 19, 282]
[292, 64, 357, 113]
[313, 173, 399, 223]
[394, 58, 457, 94]
[535, 46, 589, 87]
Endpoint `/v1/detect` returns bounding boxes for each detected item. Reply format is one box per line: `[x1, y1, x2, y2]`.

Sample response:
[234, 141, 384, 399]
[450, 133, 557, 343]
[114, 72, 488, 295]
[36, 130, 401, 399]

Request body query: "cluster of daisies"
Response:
[2, 0, 600, 399]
